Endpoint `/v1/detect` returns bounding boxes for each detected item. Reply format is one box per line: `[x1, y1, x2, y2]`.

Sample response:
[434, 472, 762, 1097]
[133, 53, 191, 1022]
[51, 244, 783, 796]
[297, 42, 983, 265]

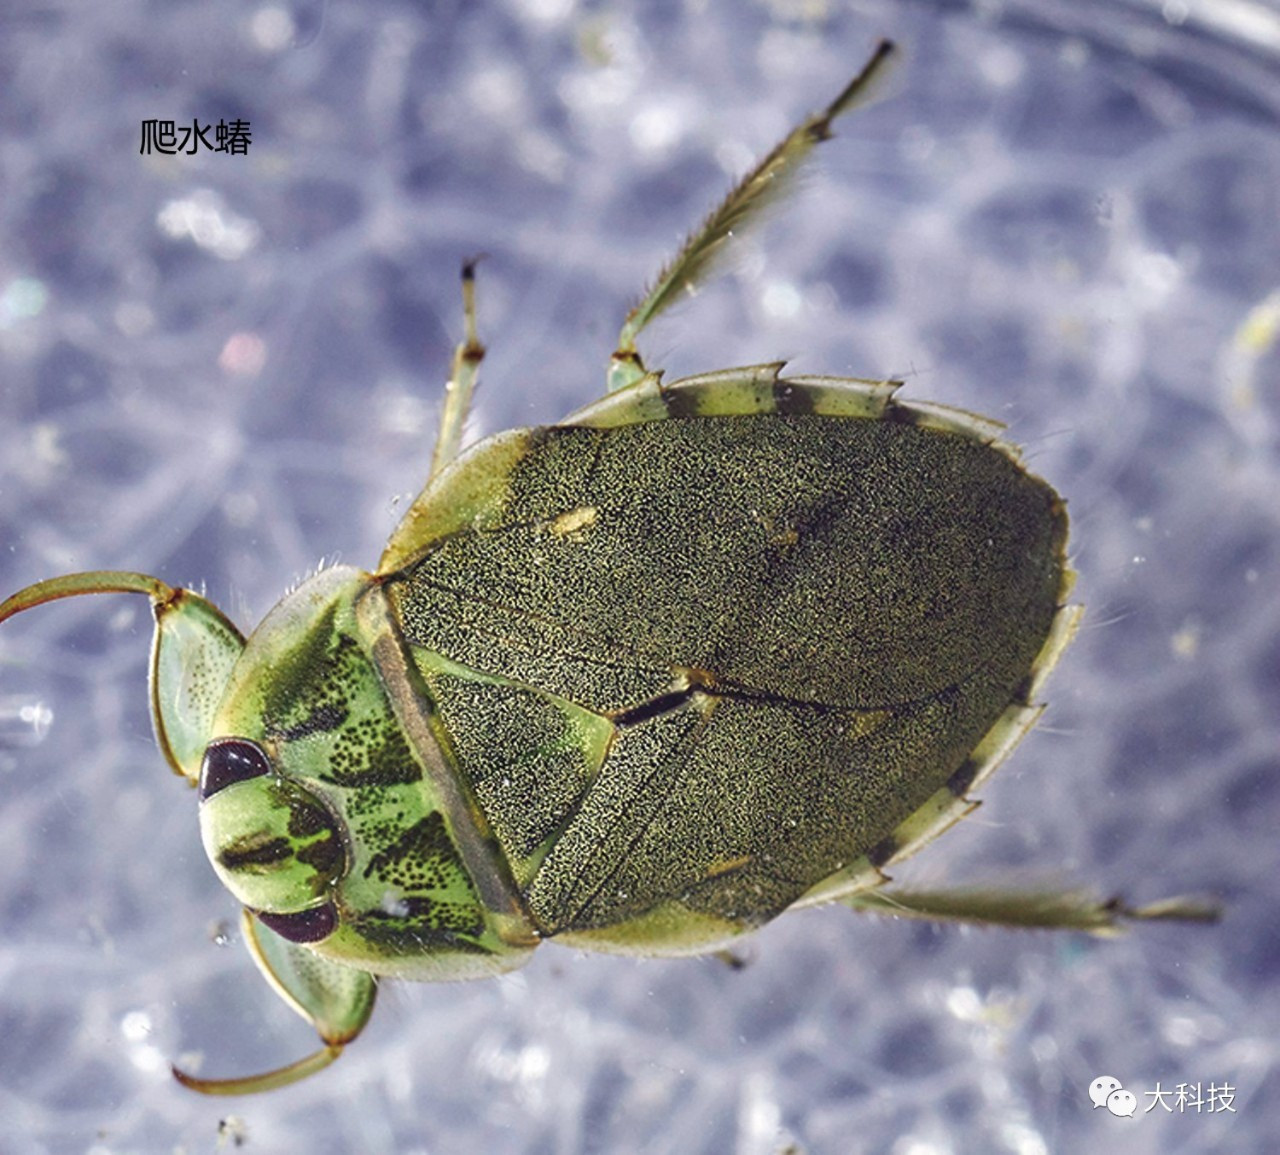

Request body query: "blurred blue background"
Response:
[1, 1, 1277, 1152]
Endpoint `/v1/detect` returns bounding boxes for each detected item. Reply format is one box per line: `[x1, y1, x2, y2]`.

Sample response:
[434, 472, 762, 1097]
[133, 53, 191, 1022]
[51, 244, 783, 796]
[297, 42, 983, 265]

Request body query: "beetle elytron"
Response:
[0, 41, 1216, 1094]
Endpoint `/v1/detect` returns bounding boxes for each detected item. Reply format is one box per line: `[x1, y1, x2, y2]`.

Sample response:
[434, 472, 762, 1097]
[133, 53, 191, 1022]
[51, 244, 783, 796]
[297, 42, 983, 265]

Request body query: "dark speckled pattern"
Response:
[0, 2, 1275, 1151]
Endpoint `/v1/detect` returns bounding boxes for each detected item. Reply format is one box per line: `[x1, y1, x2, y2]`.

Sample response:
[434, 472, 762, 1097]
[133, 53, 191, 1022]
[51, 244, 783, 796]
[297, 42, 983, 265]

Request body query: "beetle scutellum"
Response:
[0, 41, 1217, 1094]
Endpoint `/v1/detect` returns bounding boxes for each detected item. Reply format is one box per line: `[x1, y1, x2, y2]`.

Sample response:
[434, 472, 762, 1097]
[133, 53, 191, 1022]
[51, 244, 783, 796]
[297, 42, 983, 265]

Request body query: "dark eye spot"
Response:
[200, 738, 272, 800]
[255, 902, 338, 944]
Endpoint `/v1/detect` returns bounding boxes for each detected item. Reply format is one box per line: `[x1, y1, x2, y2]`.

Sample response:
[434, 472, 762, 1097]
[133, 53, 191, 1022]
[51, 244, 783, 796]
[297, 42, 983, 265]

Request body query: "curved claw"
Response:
[172, 1043, 344, 1096]
[0, 570, 178, 623]
[0, 568, 246, 782]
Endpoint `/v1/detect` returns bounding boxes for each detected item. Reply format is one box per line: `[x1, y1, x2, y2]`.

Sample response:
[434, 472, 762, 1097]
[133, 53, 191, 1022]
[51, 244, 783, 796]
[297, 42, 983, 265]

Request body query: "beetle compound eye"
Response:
[256, 901, 338, 944]
[200, 763, 348, 918]
[199, 738, 272, 800]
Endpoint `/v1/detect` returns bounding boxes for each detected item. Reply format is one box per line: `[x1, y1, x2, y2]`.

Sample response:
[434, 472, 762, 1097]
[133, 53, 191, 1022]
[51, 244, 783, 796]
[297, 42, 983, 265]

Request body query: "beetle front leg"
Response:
[428, 258, 487, 480]
[173, 909, 377, 1095]
[0, 571, 246, 784]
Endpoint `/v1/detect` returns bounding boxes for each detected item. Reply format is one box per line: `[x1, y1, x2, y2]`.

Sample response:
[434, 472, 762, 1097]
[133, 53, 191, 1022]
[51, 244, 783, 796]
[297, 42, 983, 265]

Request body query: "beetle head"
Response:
[197, 566, 375, 944]
[3, 564, 534, 973]
[197, 736, 347, 942]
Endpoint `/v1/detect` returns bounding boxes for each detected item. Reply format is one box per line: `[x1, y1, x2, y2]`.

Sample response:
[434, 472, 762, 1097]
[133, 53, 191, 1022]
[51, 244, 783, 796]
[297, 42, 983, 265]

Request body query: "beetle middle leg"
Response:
[429, 257, 487, 481]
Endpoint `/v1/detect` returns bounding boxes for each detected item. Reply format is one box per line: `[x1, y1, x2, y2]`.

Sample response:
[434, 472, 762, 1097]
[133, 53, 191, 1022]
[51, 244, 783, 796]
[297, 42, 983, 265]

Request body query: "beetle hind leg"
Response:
[794, 595, 1218, 932]
[607, 39, 898, 393]
[841, 886, 1222, 933]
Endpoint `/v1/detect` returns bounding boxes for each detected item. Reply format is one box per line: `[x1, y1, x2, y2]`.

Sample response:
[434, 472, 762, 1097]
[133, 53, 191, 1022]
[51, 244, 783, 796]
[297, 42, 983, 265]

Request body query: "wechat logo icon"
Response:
[1089, 1075, 1137, 1118]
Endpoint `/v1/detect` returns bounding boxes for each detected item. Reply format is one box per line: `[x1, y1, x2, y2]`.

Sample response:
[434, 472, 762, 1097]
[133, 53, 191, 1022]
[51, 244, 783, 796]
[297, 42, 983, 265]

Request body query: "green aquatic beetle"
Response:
[0, 41, 1216, 1095]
